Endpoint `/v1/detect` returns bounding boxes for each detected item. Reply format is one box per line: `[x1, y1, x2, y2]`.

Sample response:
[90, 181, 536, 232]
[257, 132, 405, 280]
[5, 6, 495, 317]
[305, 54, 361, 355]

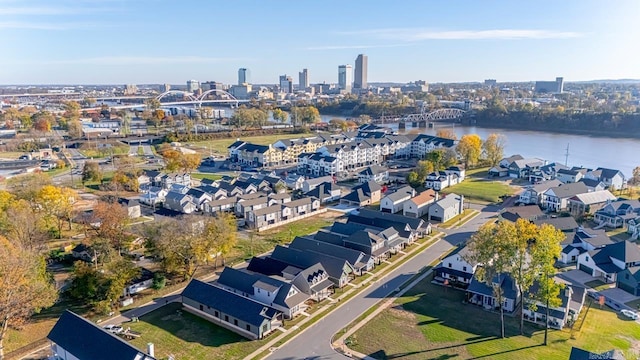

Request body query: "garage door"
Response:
[404, 212, 417, 218]
[579, 264, 593, 275]
[617, 281, 635, 295]
[381, 208, 392, 213]
[430, 215, 442, 222]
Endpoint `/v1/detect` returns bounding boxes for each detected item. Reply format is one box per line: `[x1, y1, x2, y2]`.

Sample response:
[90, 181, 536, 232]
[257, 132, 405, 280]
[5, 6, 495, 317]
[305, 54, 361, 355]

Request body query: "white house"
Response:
[518, 179, 562, 205]
[428, 193, 464, 222]
[357, 165, 389, 184]
[434, 245, 478, 287]
[541, 182, 589, 212]
[403, 190, 437, 218]
[380, 186, 415, 213]
[576, 240, 640, 283]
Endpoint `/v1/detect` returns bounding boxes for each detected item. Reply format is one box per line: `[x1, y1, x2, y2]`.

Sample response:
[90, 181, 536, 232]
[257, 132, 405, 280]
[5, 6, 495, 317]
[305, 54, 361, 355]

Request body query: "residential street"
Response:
[265, 203, 499, 360]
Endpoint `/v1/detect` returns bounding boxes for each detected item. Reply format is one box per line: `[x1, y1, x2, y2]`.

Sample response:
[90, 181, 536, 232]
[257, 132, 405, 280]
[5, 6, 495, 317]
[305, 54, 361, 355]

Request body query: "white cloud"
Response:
[306, 43, 410, 51]
[0, 6, 116, 15]
[338, 28, 583, 41]
[45, 56, 246, 65]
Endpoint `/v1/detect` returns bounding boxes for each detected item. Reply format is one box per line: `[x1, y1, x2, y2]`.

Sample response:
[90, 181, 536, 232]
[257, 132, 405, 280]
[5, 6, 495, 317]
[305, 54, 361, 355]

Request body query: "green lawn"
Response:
[80, 142, 130, 158]
[441, 177, 514, 203]
[349, 280, 640, 360]
[128, 303, 268, 360]
[584, 280, 613, 292]
[189, 133, 312, 155]
[191, 173, 223, 181]
[0, 151, 26, 159]
[230, 214, 338, 261]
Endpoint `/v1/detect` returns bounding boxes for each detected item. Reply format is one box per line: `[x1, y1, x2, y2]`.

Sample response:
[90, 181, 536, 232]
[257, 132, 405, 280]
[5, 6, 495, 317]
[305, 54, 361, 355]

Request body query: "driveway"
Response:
[600, 288, 639, 308]
[556, 269, 597, 287]
[266, 204, 499, 360]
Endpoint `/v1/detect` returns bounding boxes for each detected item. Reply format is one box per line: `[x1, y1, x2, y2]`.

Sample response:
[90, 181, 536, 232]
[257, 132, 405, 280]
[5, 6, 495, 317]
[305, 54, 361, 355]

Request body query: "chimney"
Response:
[147, 343, 155, 357]
[435, 191, 439, 201]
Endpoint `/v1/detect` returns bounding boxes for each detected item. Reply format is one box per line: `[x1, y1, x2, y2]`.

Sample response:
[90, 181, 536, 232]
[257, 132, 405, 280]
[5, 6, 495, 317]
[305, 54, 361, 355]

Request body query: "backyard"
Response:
[128, 303, 268, 360]
[348, 279, 640, 360]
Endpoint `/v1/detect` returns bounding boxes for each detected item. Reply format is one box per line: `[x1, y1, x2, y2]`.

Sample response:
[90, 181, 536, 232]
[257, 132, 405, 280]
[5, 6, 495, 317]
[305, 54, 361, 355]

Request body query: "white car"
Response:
[621, 309, 639, 320]
[103, 324, 124, 334]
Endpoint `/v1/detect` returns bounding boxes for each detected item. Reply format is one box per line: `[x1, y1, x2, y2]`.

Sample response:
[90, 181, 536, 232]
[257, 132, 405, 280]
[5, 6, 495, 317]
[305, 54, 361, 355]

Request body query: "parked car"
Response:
[103, 324, 124, 334]
[621, 309, 639, 320]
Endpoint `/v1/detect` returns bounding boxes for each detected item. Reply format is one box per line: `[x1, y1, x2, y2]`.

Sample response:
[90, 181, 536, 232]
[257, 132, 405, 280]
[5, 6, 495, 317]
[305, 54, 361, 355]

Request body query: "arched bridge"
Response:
[90, 89, 247, 110]
[373, 108, 467, 124]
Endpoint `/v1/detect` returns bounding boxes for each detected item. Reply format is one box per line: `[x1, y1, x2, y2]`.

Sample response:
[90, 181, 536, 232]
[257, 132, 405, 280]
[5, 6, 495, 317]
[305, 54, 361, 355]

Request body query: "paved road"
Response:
[266, 204, 499, 360]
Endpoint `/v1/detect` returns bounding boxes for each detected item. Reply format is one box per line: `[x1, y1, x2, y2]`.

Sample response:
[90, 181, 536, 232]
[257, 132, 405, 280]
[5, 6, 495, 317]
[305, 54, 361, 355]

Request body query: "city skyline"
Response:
[1, 0, 639, 84]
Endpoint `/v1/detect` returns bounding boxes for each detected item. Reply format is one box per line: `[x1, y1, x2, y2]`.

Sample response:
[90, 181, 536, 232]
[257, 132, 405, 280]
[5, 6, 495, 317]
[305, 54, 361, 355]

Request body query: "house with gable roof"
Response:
[340, 181, 382, 207]
[523, 282, 586, 329]
[181, 279, 280, 339]
[560, 227, 614, 264]
[585, 167, 627, 190]
[357, 165, 389, 184]
[594, 199, 640, 229]
[247, 257, 333, 301]
[466, 273, 520, 312]
[542, 182, 589, 212]
[576, 240, 640, 283]
[434, 245, 478, 288]
[403, 189, 437, 218]
[518, 179, 563, 205]
[380, 185, 416, 213]
[428, 193, 464, 222]
[216, 267, 309, 319]
[48, 310, 156, 360]
[567, 190, 617, 217]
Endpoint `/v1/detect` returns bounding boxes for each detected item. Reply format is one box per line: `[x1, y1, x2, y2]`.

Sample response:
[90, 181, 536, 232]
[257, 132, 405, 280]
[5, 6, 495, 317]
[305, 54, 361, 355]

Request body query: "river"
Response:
[317, 115, 639, 176]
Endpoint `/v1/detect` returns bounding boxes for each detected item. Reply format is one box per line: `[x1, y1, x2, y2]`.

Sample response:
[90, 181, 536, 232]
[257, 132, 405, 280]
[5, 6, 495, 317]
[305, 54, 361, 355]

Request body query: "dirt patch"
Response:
[389, 305, 417, 321]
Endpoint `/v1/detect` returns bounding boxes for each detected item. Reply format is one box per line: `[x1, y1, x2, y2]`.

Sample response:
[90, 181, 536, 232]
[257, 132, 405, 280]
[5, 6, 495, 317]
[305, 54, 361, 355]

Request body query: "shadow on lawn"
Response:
[134, 302, 246, 347]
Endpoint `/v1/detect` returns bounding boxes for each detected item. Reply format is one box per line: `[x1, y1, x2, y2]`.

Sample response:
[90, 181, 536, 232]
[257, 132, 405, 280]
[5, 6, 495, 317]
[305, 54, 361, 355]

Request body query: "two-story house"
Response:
[518, 179, 563, 205]
[357, 165, 389, 184]
[434, 245, 478, 288]
[380, 185, 416, 213]
[567, 190, 617, 217]
[542, 182, 589, 212]
[594, 199, 640, 229]
[402, 189, 437, 218]
[576, 240, 640, 283]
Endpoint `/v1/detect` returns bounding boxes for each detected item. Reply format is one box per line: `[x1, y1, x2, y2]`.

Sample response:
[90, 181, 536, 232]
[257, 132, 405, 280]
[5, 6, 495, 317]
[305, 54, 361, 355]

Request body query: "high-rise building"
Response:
[186, 80, 200, 93]
[534, 77, 564, 93]
[161, 83, 171, 92]
[298, 68, 309, 90]
[354, 54, 368, 89]
[279, 75, 293, 93]
[238, 68, 250, 85]
[338, 65, 352, 92]
[124, 84, 138, 95]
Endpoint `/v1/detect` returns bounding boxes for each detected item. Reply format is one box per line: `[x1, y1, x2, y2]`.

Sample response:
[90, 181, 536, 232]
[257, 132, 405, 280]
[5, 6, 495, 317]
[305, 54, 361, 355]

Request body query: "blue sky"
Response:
[1, 0, 639, 85]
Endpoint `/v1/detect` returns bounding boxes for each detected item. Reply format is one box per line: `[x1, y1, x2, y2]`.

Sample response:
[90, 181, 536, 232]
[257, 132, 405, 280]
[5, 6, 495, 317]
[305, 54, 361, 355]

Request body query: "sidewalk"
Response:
[245, 232, 445, 360]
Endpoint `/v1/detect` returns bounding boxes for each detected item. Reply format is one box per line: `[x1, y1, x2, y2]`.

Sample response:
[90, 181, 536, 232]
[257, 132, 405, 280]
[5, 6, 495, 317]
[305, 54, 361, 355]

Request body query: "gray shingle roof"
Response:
[48, 311, 155, 360]
[182, 279, 276, 326]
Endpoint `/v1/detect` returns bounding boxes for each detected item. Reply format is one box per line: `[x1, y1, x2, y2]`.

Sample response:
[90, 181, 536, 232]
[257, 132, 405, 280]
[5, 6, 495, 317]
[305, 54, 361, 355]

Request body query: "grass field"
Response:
[191, 173, 224, 181]
[229, 212, 340, 261]
[349, 279, 640, 360]
[0, 151, 25, 160]
[128, 303, 267, 360]
[188, 133, 311, 155]
[584, 279, 613, 292]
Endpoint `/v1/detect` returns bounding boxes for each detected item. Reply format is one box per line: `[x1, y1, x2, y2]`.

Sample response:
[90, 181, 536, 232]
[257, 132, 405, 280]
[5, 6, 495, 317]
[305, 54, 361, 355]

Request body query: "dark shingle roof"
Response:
[289, 236, 369, 269]
[182, 279, 276, 326]
[48, 311, 155, 360]
[569, 347, 625, 360]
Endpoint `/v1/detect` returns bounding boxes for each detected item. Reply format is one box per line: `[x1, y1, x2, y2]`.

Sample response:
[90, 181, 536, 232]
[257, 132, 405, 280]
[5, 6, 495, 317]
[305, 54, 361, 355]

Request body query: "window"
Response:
[214, 311, 219, 318]
[586, 256, 589, 262]
[199, 304, 203, 311]
[234, 319, 238, 326]
[225, 315, 229, 322]
[246, 324, 251, 331]
[448, 263, 452, 268]
[463, 266, 467, 272]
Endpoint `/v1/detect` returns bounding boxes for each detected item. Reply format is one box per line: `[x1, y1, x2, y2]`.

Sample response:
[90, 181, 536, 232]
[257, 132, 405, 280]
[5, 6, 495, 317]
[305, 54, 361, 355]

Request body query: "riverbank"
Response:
[461, 119, 640, 140]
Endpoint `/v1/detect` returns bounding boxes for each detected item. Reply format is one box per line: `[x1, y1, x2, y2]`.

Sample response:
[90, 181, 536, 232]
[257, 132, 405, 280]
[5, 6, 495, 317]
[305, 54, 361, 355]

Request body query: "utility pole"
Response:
[564, 143, 570, 167]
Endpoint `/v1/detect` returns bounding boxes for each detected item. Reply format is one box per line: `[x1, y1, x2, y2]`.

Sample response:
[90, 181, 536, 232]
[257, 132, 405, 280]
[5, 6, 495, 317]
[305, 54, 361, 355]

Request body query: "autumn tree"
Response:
[3, 200, 48, 251]
[36, 185, 77, 236]
[415, 160, 435, 182]
[31, 111, 55, 132]
[160, 149, 201, 173]
[509, 218, 539, 335]
[482, 133, 507, 167]
[463, 221, 516, 338]
[436, 128, 458, 140]
[529, 224, 565, 345]
[90, 201, 130, 252]
[456, 134, 482, 169]
[629, 166, 640, 186]
[272, 108, 288, 123]
[82, 161, 103, 184]
[5, 172, 52, 202]
[202, 212, 238, 268]
[67, 119, 83, 139]
[0, 236, 57, 359]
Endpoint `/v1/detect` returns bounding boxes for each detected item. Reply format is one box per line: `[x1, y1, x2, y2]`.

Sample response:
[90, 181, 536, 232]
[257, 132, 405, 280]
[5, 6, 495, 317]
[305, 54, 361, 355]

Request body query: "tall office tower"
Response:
[279, 75, 293, 93]
[186, 80, 200, 93]
[124, 84, 138, 95]
[338, 65, 352, 92]
[161, 83, 171, 92]
[238, 68, 250, 85]
[354, 54, 368, 89]
[298, 68, 309, 90]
